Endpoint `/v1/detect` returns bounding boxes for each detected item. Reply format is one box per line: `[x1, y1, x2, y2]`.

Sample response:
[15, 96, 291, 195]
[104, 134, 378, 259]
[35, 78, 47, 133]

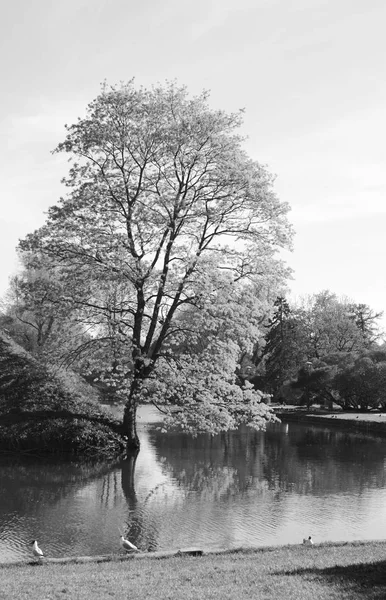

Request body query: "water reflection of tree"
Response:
[148, 426, 268, 498]
[263, 425, 386, 495]
[0, 456, 125, 560]
[148, 423, 386, 500]
[120, 453, 159, 552]
[0, 456, 120, 510]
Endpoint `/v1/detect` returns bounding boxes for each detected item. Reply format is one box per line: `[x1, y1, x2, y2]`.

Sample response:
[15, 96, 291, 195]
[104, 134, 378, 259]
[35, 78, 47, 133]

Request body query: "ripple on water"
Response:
[2, 415, 386, 560]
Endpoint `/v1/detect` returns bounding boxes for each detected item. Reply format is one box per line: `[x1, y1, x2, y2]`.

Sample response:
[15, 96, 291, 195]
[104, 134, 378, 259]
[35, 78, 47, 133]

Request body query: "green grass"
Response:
[2, 541, 386, 599]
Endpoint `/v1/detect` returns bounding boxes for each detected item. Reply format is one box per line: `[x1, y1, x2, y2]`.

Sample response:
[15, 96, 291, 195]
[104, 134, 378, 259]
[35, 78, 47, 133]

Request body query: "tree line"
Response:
[242, 292, 385, 411]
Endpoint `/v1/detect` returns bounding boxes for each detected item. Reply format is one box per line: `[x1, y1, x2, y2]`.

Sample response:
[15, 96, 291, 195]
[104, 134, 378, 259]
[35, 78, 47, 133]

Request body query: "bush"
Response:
[0, 330, 125, 457]
[0, 419, 125, 456]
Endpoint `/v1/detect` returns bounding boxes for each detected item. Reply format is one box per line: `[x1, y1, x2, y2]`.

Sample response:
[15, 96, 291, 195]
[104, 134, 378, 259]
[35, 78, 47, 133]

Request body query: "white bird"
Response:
[31, 540, 44, 559]
[120, 535, 138, 553]
[303, 536, 314, 545]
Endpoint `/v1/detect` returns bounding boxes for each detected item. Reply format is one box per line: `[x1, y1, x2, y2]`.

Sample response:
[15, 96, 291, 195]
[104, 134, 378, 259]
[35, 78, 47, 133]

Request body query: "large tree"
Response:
[20, 81, 293, 451]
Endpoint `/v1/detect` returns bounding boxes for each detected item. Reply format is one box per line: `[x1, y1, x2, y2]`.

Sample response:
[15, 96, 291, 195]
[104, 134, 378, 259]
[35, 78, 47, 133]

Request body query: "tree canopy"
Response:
[19, 80, 293, 450]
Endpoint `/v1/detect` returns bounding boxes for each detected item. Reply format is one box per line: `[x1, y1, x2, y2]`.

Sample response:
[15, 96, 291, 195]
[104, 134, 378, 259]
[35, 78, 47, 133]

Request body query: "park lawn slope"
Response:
[2, 541, 386, 599]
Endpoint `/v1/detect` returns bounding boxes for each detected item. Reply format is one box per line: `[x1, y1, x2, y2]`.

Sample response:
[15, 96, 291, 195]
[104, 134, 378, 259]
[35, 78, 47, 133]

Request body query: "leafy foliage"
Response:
[289, 360, 337, 408]
[301, 291, 374, 357]
[262, 296, 308, 396]
[347, 303, 384, 347]
[0, 258, 91, 367]
[0, 330, 124, 455]
[143, 338, 278, 435]
[19, 80, 293, 447]
[262, 292, 384, 405]
[332, 349, 386, 411]
[286, 348, 386, 411]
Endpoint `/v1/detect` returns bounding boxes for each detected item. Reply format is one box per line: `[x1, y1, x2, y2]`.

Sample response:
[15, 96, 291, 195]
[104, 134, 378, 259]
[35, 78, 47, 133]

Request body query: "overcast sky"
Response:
[1, 0, 385, 329]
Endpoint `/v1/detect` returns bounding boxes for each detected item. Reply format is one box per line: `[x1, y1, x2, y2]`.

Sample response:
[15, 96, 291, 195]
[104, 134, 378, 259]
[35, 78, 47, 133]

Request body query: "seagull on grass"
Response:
[303, 536, 314, 545]
[31, 540, 44, 559]
[120, 535, 138, 553]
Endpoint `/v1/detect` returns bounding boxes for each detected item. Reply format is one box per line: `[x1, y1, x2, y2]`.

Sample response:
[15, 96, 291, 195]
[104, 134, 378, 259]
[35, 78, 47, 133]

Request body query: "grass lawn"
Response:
[2, 541, 386, 599]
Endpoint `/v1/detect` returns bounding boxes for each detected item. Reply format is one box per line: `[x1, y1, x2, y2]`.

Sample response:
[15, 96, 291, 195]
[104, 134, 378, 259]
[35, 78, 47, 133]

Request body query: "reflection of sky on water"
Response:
[2, 406, 386, 562]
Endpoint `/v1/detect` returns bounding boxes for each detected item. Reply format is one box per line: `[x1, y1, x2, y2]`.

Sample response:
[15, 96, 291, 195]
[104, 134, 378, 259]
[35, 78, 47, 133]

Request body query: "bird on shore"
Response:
[120, 535, 138, 553]
[303, 536, 314, 545]
[31, 540, 44, 559]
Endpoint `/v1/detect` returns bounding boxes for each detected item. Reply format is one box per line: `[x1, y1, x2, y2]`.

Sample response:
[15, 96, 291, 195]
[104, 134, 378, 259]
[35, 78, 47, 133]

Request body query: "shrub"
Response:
[0, 330, 125, 457]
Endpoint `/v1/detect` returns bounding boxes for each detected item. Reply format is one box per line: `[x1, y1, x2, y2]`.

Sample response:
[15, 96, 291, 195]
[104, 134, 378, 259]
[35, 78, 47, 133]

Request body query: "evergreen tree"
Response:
[263, 297, 307, 396]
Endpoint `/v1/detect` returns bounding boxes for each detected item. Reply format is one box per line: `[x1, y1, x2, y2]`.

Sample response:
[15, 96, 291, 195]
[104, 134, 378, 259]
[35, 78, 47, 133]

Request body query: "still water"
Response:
[1, 406, 386, 562]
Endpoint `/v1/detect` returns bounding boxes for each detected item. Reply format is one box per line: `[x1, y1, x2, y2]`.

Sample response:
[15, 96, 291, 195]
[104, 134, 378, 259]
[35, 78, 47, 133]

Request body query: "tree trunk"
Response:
[123, 400, 140, 452]
[123, 368, 146, 452]
[123, 358, 154, 453]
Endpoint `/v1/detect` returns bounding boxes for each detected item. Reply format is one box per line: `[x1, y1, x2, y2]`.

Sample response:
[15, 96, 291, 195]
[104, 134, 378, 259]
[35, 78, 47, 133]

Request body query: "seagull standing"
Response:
[120, 535, 138, 553]
[303, 536, 314, 545]
[31, 540, 44, 559]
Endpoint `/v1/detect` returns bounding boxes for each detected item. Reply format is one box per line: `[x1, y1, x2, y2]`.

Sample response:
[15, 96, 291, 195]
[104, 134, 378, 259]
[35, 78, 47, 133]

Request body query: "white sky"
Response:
[1, 0, 385, 328]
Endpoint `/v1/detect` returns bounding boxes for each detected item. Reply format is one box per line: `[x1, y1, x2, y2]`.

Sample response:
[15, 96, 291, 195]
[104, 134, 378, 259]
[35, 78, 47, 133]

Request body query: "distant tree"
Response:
[0, 259, 89, 365]
[289, 359, 338, 409]
[262, 297, 308, 396]
[347, 303, 384, 347]
[288, 349, 386, 412]
[0, 271, 56, 355]
[333, 350, 386, 411]
[301, 291, 367, 358]
[268, 291, 384, 407]
[20, 81, 293, 451]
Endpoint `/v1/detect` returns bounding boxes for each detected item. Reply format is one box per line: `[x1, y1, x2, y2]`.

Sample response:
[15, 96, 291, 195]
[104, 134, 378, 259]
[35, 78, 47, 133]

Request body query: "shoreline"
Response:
[2, 539, 386, 568]
[276, 408, 386, 435]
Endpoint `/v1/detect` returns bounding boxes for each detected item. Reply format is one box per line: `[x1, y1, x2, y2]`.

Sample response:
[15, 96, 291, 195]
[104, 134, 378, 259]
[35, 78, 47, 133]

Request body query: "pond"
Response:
[1, 406, 386, 563]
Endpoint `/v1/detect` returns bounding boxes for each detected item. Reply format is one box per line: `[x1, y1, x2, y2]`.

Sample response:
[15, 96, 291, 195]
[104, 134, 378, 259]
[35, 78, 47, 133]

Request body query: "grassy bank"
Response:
[2, 541, 386, 599]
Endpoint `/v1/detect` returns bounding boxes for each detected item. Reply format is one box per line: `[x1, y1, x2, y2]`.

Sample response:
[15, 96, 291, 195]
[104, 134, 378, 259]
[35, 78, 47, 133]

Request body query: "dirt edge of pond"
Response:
[2, 539, 386, 568]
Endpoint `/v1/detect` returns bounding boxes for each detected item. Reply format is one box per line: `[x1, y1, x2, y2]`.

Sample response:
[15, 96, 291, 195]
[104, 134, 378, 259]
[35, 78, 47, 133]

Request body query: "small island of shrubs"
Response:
[0, 331, 125, 457]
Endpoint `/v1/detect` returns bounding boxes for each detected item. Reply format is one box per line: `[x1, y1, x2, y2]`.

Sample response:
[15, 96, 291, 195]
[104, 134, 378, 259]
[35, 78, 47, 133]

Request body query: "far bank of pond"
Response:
[277, 407, 386, 435]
